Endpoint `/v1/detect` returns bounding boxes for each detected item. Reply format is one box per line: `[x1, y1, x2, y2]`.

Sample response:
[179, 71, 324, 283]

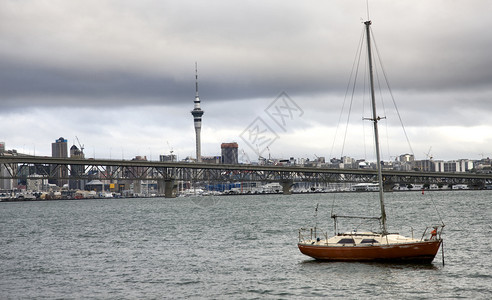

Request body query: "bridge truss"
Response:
[1, 156, 491, 189]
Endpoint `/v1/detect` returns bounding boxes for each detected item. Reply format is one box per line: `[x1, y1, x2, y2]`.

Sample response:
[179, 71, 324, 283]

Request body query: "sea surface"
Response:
[1, 190, 490, 299]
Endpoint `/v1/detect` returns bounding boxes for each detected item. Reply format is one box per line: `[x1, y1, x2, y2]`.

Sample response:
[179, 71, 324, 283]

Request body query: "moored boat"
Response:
[298, 229, 443, 262]
[298, 19, 444, 263]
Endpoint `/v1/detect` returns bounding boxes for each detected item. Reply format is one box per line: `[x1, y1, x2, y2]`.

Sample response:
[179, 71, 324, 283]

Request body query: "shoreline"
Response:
[1, 187, 488, 202]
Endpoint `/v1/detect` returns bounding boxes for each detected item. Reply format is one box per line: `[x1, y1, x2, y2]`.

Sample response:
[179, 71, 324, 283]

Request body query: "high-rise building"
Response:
[69, 144, 85, 190]
[52, 137, 68, 158]
[50, 137, 68, 187]
[0, 142, 5, 154]
[221, 142, 238, 164]
[191, 63, 204, 163]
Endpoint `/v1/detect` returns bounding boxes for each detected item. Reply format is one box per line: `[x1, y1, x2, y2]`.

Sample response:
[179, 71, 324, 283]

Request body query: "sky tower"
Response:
[191, 62, 204, 162]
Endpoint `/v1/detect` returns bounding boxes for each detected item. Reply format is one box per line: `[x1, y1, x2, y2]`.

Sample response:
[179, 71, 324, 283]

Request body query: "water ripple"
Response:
[0, 191, 491, 298]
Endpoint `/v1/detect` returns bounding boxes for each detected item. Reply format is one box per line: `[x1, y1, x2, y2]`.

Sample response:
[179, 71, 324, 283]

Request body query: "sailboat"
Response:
[297, 20, 444, 263]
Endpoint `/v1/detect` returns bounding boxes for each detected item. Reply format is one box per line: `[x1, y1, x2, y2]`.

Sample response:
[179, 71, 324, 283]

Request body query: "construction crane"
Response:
[241, 149, 251, 164]
[75, 136, 85, 154]
[424, 146, 433, 160]
[166, 141, 176, 162]
[167, 141, 174, 155]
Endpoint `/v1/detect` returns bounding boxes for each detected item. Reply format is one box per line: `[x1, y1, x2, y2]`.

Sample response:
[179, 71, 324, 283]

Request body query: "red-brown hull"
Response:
[298, 240, 442, 263]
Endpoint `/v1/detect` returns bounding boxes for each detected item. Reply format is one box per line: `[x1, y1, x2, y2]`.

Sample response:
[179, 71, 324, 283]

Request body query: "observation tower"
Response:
[191, 63, 204, 162]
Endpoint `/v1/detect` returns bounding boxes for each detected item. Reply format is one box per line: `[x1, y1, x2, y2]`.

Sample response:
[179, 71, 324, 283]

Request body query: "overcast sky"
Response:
[1, 0, 491, 163]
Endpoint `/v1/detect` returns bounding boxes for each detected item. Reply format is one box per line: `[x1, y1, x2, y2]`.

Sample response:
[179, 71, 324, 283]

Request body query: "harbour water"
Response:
[1, 190, 490, 299]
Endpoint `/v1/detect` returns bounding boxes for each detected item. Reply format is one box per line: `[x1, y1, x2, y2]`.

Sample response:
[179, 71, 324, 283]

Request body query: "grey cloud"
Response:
[2, 1, 490, 110]
[0, 60, 187, 106]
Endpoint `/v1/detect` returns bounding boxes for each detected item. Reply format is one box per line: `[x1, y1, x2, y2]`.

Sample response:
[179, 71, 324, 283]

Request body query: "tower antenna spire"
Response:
[195, 61, 199, 98]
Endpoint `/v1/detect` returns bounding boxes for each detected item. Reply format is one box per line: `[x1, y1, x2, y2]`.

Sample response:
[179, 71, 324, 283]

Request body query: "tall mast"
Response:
[365, 20, 387, 234]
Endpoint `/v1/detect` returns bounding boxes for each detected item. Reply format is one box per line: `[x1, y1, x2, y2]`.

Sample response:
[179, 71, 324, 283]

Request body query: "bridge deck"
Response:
[0, 156, 490, 186]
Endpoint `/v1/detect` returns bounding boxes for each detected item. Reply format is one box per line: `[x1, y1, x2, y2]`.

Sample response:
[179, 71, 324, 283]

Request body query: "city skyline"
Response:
[1, 1, 491, 161]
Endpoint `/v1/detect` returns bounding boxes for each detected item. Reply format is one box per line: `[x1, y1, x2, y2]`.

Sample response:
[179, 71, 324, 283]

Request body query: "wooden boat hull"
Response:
[298, 240, 442, 263]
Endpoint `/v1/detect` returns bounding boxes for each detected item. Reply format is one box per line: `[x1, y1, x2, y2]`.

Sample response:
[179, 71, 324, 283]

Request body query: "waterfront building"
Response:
[414, 159, 435, 172]
[27, 174, 45, 192]
[221, 142, 238, 164]
[277, 157, 297, 166]
[474, 158, 491, 172]
[160, 154, 177, 162]
[202, 156, 221, 164]
[399, 153, 414, 162]
[435, 159, 474, 173]
[458, 159, 474, 172]
[297, 157, 307, 165]
[340, 156, 356, 169]
[50, 137, 68, 187]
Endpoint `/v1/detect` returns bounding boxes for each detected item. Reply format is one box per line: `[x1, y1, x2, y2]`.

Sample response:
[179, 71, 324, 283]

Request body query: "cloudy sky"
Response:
[1, 0, 491, 163]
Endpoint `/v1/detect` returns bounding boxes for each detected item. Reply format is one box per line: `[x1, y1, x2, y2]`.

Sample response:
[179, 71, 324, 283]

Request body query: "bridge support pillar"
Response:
[133, 180, 142, 195]
[280, 180, 293, 195]
[383, 182, 394, 192]
[157, 179, 166, 196]
[164, 179, 176, 198]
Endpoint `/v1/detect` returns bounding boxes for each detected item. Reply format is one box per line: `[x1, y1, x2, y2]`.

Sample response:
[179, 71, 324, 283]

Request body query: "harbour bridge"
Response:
[1, 155, 491, 198]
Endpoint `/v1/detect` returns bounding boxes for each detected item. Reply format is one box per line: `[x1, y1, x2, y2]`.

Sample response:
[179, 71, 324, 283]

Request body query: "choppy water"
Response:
[1, 190, 490, 299]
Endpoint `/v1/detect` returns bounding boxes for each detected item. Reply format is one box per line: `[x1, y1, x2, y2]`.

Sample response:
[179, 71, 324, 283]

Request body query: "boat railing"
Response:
[331, 214, 381, 221]
[331, 214, 383, 236]
[298, 227, 328, 243]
